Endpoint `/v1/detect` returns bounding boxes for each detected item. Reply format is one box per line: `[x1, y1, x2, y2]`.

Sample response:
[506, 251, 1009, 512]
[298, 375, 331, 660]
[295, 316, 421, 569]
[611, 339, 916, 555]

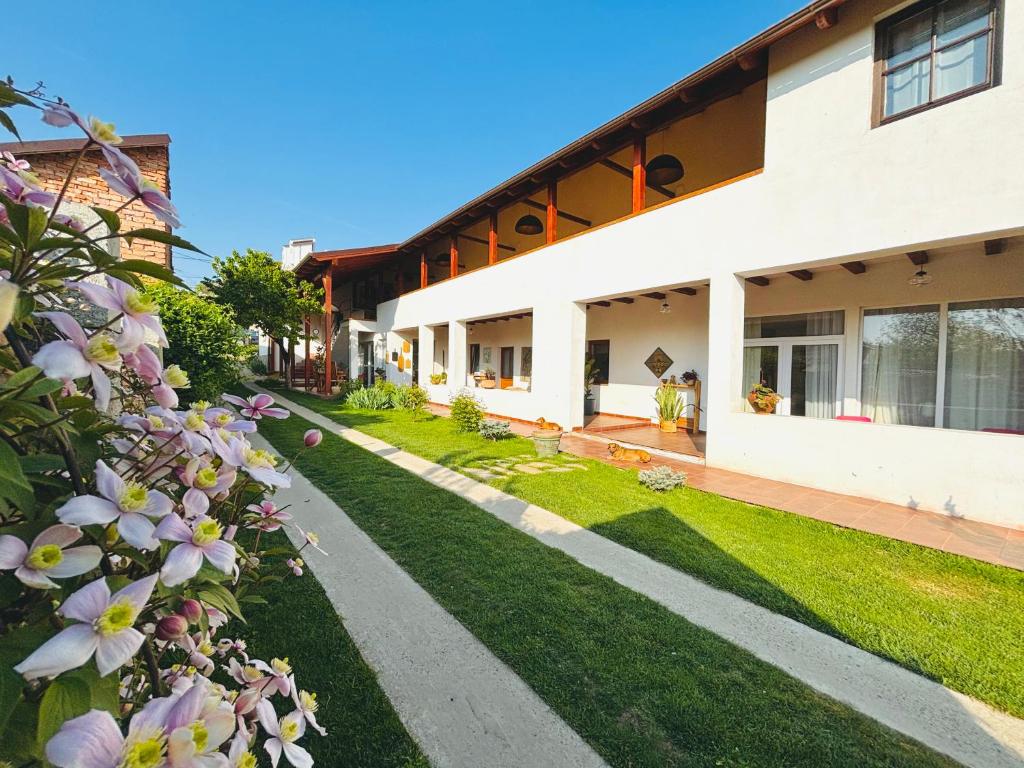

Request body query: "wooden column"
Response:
[420, 252, 428, 288]
[268, 338, 275, 374]
[546, 182, 557, 244]
[304, 317, 311, 390]
[449, 235, 458, 279]
[631, 137, 646, 213]
[321, 267, 333, 394]
[488, 212, 498, 265]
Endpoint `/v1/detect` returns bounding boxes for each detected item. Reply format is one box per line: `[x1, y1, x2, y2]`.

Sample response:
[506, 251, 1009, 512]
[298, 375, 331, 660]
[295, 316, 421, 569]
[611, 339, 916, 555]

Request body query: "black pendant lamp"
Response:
[514, 214, 543, 235]
[645, 154, 684, 186]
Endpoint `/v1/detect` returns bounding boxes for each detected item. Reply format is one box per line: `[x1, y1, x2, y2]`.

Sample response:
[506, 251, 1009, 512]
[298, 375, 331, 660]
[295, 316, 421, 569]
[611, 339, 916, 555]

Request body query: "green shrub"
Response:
[638, 464, 687, 492]
[347, 385, 392, 410]
[449, 389, 483, 432]
[148, 283, 251, 402]
[249, 354, 268, 375]
[479, 419, 511, 440]
[393, 384, 428, 412]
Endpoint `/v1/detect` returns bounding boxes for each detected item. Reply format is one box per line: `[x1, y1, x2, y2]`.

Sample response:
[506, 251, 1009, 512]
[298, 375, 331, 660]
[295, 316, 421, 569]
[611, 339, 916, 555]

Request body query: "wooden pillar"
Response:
[420, 252, 428, 289]
[449, 235, 458, 279]
[631, 137, 646, 213]
[304, 316, 311, 390]
[268, 338, 275, 373]
[546, 182, 557, 244]
[321, 267, 333, 394]
[488, 212, 498, 265]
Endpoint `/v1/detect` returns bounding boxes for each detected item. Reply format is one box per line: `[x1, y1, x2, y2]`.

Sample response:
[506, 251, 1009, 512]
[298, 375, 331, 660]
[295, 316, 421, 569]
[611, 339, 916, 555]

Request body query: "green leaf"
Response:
[0, 196, 28, 244]
[109, 258, 186, 287]
[0, 699, 40, 762]
[91, 207, 120, 235]
[0, 109, 20, 141]
[197, 583, 245, 623]
[0, 83, 33, 108]
[63, 667, 119, 716]
[0, 439, 34, 513]
[26, 204, 48, 247]
[2, 364, 40, 390]
[120, 228, 207, 255]
[0, 659, 22, 741]
[21, 378, 63, 399]
[37, 673, 92, 750]
[18, 454, 66, 474]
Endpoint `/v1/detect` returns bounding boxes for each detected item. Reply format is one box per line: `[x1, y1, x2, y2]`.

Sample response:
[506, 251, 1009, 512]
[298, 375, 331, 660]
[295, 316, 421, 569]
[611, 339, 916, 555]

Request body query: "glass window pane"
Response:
[885, 60, 931, 116]
[934, 34, 989, 99]
[887, 9, 933, 66]
[792, 344, 839, 418]
[944, 298, 1024, 432]
[861, 306, 939, 426]
[744, 310, 844, 339]
[742, 346, 778, 410]
[937, 0, 990, 45]
[587, 340, 610, 384]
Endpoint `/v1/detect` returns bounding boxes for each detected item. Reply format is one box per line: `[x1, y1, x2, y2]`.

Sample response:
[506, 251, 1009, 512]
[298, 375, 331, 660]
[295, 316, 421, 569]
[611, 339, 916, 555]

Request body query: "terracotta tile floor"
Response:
[428, 404, 1023, 570]
[581, 422, 707, 458]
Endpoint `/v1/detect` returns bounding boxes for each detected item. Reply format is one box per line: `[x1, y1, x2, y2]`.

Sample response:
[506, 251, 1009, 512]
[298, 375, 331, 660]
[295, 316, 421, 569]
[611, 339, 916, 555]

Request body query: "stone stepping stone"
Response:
[512, 464, 544, 474]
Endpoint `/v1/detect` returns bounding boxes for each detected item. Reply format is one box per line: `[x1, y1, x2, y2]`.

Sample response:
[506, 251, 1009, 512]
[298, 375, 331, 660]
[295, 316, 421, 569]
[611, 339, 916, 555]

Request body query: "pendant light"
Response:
[908, 267, 933, 287]
[659, 300, 671, 314]
[645, 154, 685, 186]
[515, 213, 543, 235]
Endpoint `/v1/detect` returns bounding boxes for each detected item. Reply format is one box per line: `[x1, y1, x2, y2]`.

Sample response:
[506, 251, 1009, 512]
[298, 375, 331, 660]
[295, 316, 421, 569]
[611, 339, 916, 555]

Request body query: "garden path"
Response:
[253, 384, 1024, 768]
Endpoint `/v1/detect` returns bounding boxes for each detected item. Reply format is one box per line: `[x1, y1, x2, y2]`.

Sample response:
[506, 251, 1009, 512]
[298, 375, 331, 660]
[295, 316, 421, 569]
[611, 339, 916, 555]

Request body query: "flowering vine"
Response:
[0, 78, 326, 766]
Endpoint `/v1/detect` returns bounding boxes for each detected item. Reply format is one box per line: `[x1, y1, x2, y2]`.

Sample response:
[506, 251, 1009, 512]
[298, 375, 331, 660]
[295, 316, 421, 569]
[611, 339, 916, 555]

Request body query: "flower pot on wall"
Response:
[531, 430, 562, 457]
[747, 392, 780, 414]
[480, 380, 496, 389]
[584, 397, 595, 416]
[659, 419, 678, 433]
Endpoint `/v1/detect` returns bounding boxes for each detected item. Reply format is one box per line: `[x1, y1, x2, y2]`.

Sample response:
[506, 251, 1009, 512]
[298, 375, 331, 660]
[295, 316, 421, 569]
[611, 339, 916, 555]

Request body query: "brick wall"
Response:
[3, 137, 172, 270]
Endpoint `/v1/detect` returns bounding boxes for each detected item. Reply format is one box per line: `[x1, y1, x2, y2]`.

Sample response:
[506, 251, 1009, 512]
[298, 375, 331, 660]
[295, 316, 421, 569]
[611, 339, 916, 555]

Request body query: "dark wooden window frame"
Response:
[872, 0, 1002, 127]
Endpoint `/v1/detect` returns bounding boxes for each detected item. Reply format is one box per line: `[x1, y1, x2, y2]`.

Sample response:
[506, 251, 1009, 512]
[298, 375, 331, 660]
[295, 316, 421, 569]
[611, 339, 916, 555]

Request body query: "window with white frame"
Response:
[742, 311, 845, 417]
[860, 298, 1024, 431]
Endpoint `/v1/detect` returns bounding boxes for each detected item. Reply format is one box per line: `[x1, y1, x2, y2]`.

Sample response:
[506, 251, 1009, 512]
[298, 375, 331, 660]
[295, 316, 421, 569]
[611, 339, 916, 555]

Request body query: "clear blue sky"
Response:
[7, 1, 800, 285]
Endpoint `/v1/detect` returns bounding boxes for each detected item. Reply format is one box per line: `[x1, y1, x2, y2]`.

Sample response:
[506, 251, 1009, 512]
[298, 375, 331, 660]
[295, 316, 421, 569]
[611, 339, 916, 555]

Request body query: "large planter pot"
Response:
[747, 393, 779, 414]
[531, 430, 562, 457]
[583, 397, 595, 416]
[659, 419, 678, 433]
[480, 379, 496, 389]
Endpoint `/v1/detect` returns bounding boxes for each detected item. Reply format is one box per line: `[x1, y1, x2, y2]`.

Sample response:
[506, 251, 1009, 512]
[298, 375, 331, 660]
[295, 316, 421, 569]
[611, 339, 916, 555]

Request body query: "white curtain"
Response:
[799, 344, 838, 419]
[945, 301, 1024, 431]
[861, 306, 939, 426]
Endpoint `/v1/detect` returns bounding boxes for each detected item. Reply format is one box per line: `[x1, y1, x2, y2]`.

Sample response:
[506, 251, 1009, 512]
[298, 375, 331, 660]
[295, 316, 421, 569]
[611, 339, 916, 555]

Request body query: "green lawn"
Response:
[254, 399, 959, 768]
[234, 529, 428, 768]
[263, 384, 1024, 720]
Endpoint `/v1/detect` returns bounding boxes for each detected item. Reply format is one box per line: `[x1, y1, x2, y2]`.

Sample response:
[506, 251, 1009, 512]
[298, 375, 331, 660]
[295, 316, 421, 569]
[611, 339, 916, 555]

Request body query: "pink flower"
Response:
[162, 680, 237, 767]
[222, 392, 289, 420]
[15, 574, 158, 679]
[2, 150, 30, 171]
[296, 526, 326, 555]
[100, 146, 181, 228]
[290, 676, 327, 736]
[0, 164, 56, 207]
[0, 524, 102, 589]
[211, 432, 291, 488]
[286, 558, 303, 577]
[31, 312, 131, 411]
[178, 456, 237, 500]
[204, 406, 257, 433]
[257, 699, 312, 768]
[72, 276, 168, 347]
[303, 429, 322, 448]
[56, 460, 173, 550]
[155, 513, 237, 587]
[246, 500, 292, 532]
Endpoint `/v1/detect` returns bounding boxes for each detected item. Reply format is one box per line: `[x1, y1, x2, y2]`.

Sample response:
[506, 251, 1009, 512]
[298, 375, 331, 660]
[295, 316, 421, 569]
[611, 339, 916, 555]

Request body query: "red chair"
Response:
[836, 415, 872, 423]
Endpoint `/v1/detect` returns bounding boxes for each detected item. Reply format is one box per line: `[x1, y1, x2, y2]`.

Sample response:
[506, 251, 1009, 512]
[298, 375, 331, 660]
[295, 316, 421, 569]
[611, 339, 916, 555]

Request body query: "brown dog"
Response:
[607, 442, 652, 463]
[535, 417, 563, 432]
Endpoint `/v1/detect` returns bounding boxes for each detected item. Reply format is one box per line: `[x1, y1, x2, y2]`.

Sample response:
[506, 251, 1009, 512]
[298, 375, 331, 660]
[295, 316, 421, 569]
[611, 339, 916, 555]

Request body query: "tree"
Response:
[148, 283, 251, 401]
[202, 248, 323, 345]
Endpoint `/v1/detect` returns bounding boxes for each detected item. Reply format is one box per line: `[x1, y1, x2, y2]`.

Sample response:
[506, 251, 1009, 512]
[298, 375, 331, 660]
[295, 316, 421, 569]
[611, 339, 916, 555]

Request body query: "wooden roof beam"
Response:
[789, 269, 813, 281]
[842, 261, 866, 274]
[456, 232, 516, 253]
[671, 287, 697, 295]
[599, 158, 675, 199]
[641, 291, 667, 300]
[747, 276, 770, 287]
[736, 49, 767, 72]
[587, 301, 612, 308]
[815, 7, 839, 29]
[612, 297, 634, 304]
[984, 238, 1007, 255]
[522, 198, 592, 227]
[907, 250, 929, 265]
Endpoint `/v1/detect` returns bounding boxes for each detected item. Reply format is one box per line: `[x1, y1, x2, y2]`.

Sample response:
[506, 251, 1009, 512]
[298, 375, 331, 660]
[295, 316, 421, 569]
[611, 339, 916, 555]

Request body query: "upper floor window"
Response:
[876, 0, 999, 123]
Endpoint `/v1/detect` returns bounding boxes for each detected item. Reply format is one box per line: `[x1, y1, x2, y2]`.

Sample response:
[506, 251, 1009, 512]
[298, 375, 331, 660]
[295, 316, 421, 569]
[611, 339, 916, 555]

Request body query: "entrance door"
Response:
[500, 346, 514, 389]
[359, 341, 374, 386]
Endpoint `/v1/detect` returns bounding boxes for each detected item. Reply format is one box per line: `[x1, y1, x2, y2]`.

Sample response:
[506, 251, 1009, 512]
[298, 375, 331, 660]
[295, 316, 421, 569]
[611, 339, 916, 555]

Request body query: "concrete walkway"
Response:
[255, 384, 1024, 768]
[248, 432, 608, 768]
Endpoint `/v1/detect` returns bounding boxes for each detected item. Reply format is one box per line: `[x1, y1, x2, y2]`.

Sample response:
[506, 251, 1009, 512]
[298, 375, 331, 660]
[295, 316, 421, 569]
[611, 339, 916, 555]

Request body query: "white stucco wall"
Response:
[364, 0, 1024, 526]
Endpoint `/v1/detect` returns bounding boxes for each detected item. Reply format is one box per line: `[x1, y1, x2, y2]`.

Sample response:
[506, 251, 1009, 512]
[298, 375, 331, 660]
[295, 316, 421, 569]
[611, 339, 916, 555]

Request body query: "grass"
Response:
[264, 384, 1024, 720]
[254, 399, 961, 768]
[233, 529, 428, 768]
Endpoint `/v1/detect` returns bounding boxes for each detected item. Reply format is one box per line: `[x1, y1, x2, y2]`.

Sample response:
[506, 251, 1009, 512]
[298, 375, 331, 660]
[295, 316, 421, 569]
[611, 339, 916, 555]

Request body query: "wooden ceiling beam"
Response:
[746, 276, 770, 287]
[907, 250, 929, 265]
[671, 287, 697, 295]
[587, 300, 612, 308]
[456, 232, 516, 253]
[736, 50, 767, 72]
[789, 269, 813, 281]
[641, 291, 667, 300]
[522, 198, 591, 227]
[984, 238, 1007, 255]
[612, 297, 635, 304]
[599, 158, 675, 199]
[841, 261, 866, 274]
[815, 7, 839, 29]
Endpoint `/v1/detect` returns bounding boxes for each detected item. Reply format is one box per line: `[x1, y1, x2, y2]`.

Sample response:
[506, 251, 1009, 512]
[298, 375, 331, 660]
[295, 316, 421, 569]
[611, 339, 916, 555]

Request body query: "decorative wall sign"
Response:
[391, 351, 399, 362]
[402, 340, 411, 354]
[521, 346, 532, 378]
[482, 347, 492, 366]
[644, 347, 673, 378]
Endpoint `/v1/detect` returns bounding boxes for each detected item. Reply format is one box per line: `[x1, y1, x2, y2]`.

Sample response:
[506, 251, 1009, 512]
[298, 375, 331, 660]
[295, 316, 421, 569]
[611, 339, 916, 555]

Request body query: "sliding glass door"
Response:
[743, 311, 844, 417]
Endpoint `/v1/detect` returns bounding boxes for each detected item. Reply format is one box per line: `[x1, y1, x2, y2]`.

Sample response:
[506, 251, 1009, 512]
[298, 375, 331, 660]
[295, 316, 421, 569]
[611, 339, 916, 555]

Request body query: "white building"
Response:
[282, 0, 1024, 529]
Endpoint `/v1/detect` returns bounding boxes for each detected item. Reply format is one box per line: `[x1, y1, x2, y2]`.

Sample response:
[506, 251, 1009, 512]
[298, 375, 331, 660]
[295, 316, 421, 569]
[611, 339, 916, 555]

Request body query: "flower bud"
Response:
[303, 429, 323, 448]
[179, 598, 203, 624]
[234, 686, 262, 715]
[155, 614, 188, 641]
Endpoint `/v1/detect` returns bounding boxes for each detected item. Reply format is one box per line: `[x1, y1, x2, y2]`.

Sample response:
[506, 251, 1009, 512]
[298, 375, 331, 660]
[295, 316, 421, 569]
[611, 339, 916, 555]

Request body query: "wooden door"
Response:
[500, 346, 514, 389]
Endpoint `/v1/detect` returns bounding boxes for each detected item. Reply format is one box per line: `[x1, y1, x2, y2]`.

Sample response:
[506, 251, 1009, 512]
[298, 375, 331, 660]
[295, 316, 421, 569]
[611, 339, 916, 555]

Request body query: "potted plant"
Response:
[681, 369, 699, 385]
[480, 367, 497, 389]
[747, 383, 781, 414]
[654, 384, 684, 432]
[583, 357, 598, 416]
[429, 372, 447, 385]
